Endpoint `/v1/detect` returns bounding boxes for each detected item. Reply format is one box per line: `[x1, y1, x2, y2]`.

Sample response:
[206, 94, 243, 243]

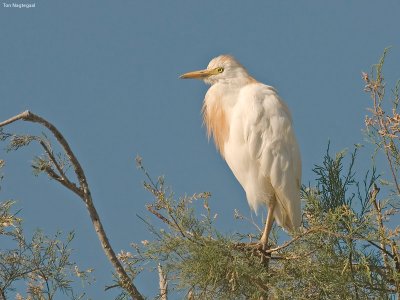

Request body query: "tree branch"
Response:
[265, 228, 317, 254]
[41, 165, 83, 198]
[146, 204, 199, 244]
[0, 287, 6, 300]
[37, 140, 83, 197]
[39, 139, 65, 178]
[158, 264, 168, 300]
[0, 111, 144, 300]
[370, 183, 390, 269]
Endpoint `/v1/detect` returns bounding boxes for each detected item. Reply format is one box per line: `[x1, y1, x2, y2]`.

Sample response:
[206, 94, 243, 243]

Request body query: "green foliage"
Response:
[0, 130, 37, 152]
[312, 144, 370, 212]
[130, 145, 399, 299]
[0, 129, 71, 179]
[364, 48, 400, 196]
[0, 201, 92, 300]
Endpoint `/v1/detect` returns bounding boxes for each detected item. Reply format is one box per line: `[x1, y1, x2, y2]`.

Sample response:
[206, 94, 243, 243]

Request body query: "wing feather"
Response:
[243, 85, 301, 230]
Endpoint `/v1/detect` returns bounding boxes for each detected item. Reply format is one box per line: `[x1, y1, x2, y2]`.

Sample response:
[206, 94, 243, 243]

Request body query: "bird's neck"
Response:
[202, 80, 255, 155]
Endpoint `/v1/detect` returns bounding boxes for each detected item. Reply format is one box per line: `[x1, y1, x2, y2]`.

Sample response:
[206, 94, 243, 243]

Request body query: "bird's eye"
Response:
[217, 67, 224, 73]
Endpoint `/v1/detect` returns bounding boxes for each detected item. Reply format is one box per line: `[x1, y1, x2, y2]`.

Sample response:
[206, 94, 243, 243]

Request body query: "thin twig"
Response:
[39, 139, 65, 178]
[274, 248, 319, 260]
[316, 228, 396, 261]
[38, 140, 83, 197]
[370, 183, 390, 269]
[371, 89, 400, 195]
[146, 205, 176, 229]
[146, 204, 199, 244]
[391, 241, 400, 296]
[265, 228, 317, 254]
[105, 284, 120, 291]
[234, 228, 319, 260]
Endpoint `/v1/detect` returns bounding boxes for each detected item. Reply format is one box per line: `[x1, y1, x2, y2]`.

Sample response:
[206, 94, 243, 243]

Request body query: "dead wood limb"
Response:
[0, 287, 5, 300]
[158, 264, 168, 300]
[0, 111, 144, 300]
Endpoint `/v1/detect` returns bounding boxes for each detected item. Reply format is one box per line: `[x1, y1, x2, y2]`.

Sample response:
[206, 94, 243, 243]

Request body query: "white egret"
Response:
[180, 55, 301, 248]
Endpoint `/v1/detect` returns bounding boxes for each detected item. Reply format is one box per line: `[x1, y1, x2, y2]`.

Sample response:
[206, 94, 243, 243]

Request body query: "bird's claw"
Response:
[245, 241, 270, 252]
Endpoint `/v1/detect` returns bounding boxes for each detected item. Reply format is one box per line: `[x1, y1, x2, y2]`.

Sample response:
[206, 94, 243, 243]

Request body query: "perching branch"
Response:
[265, 228, 318, 254]
[0, 111, 144, 300]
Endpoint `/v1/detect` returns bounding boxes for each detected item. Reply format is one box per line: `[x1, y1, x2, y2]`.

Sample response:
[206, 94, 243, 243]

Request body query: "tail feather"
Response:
[273, 190, 301, 232]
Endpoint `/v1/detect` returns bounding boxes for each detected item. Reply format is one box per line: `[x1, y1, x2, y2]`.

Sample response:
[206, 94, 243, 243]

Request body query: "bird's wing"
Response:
[242, 84, 302, 230]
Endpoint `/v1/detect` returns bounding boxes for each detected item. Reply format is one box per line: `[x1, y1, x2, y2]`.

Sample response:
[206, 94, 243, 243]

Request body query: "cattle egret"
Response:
[180, 55, 302, 249]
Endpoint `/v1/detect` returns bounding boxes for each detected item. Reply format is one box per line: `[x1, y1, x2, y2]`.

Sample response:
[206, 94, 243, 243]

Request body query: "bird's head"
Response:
[180, 55, 252, 85]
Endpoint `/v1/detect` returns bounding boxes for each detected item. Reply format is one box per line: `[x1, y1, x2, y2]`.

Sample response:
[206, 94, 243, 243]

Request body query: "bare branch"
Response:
[370, 183, 390, 269]
[41, 165, 83, 198]
[37, 139, 83, 197]
[0, 287, 6, 300]
[0, 111, 144, 300]
[146, 205, 175, 228]
[0, 112, 28, 127]
[146, 204, 199, 244]
[158, 264, 168, 300]
[265, 228, 317, 254]
[39, 139, 65, 178]
[104, 284, 119, 291]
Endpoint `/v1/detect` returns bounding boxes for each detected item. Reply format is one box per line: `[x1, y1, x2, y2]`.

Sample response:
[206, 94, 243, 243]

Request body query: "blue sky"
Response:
[1, 1, 400, 298]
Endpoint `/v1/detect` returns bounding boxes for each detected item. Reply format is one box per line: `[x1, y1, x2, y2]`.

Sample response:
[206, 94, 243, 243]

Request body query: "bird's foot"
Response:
[258, 236, 270, 251]
[257, 241, 271, 266]
[244, 241, 271, 256]
[234, 242, 271, 266]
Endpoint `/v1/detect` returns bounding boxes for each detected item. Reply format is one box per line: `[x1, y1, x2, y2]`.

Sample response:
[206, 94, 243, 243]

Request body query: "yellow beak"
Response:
[180, 68, 219, 79]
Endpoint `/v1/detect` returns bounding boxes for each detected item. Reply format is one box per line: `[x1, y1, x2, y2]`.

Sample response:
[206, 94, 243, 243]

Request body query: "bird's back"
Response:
[220, 82, 302, 231]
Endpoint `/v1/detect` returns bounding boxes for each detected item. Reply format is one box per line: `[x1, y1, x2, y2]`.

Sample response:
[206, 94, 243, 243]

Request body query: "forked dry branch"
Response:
[0, 110, 144, 300]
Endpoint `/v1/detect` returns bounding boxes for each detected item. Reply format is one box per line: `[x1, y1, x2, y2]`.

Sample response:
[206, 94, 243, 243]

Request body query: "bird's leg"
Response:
[259, 196, 276, 250]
